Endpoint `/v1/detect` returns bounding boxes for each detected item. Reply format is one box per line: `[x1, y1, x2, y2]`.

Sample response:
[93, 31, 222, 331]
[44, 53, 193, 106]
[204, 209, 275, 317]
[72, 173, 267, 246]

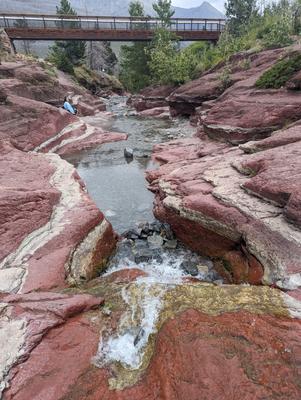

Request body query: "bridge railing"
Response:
[0, 13, 226, 33]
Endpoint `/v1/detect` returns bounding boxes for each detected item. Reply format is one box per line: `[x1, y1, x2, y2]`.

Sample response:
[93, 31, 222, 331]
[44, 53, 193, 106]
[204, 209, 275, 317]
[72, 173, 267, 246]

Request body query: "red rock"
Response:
[0, 143, 117, 294]
[0, 94, 76, 151]
[241, 121, 301, 153]
[167, 48, 285, 117]
[147, 132, 301, 289]
[129, 85, 175, 112]
[204, 94, 301, 144]
[238, 139, 301, 227]
[1, 291, 103, 399]
[138, 106, 170, 119]
[5, 308, 301, 400]
[56, 129, 127, 156]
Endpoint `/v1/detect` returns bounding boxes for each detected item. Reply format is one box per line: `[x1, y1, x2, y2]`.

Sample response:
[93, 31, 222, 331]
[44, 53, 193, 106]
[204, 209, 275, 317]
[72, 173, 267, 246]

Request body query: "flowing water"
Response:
[65, 96, 195, 232]
[65, 96, 221, 374]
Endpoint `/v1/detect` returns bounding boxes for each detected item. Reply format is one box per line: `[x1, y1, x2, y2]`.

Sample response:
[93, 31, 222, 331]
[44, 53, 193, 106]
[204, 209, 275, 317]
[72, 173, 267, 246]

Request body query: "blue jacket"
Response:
[63, 101, 76, 114]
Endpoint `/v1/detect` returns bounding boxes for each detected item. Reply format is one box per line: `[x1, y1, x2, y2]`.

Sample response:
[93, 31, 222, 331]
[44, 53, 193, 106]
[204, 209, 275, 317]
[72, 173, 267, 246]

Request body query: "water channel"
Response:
[64, 96, 222, 372]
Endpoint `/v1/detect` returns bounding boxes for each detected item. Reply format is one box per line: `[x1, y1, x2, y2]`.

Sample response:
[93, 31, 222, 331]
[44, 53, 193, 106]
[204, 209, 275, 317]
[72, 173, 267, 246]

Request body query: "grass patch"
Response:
[256, 53, 301, 89]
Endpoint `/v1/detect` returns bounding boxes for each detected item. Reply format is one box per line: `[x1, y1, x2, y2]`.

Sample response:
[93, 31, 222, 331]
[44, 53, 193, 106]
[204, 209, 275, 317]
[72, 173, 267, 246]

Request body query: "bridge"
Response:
[0, 13, 225, 42]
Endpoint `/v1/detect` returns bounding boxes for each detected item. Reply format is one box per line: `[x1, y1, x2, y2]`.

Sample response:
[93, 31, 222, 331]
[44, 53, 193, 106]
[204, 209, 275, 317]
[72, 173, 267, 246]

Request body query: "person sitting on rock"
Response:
[63, 96, 77, 115]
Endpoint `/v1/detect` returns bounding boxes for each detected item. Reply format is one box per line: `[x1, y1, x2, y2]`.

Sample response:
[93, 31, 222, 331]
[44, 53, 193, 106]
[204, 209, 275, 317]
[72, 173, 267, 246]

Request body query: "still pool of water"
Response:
[65, 96, 196, 233]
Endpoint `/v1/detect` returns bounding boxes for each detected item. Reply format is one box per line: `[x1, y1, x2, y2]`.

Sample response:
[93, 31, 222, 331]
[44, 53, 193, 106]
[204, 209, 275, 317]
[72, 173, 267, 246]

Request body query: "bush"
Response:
[255, 53, 301, 88]
[47, 46, 74, 74]
[219, 65, 232, 90]
[261, 15, 293, 49]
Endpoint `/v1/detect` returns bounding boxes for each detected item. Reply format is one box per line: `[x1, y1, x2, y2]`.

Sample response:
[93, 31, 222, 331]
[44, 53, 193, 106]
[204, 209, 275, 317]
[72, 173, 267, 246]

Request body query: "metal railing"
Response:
[0, 13, 226, 33]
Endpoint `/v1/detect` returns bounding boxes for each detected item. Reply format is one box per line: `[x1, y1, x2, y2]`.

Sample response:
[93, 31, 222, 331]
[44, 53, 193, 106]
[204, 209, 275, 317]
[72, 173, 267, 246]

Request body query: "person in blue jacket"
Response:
[63, 97, 77, 114]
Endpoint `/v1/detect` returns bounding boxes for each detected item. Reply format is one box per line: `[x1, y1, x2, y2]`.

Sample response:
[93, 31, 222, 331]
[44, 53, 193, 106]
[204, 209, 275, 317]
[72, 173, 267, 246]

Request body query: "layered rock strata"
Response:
[2, 275, 301, 400]
[146, 46, 301, 296]
[128, 85, 175, 112]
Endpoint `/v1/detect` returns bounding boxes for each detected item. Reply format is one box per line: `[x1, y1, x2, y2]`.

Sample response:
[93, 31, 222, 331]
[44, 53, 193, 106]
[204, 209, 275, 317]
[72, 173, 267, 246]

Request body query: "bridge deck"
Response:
[0, 13, 225, 41]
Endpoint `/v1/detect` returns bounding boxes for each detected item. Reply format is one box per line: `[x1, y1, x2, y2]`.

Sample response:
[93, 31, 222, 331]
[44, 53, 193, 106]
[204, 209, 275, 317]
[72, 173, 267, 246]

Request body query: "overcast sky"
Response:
[172, 0, 225, 12]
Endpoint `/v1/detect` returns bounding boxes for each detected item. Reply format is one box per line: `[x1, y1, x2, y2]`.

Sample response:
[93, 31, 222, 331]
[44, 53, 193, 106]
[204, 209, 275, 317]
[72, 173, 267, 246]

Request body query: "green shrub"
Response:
[261, 15, 293, 49]
[219, 65, 232, 90]
[256, 53, 301, 89]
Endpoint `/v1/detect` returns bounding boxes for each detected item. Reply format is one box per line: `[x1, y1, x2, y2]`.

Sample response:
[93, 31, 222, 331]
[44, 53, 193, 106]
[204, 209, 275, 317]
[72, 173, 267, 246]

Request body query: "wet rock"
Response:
[163, 239, 178, 249]
[197, 265, 209, 276]
[124, 148, 134, 159]
[150, 220, 162, 233]
[162, 223, 175, 240]
[181, 261, 199, 276]
[147, 234, 164, 249]
[134, 248, 153, 264]
[134, 328, 145, 346]
[133, 239, 149, 251]
[122, 229, 140, 240]
[139, 222, 151, 235]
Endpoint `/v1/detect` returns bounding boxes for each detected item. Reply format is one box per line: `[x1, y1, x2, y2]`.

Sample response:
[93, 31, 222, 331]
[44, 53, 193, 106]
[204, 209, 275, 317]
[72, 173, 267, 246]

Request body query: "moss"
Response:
[74, 65, 123, 94]
[256, 53, 301, 89]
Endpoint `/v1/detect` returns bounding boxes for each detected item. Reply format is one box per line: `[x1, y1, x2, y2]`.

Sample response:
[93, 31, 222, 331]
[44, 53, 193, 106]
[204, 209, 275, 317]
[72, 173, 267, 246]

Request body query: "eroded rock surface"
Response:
[147, 128, 301, 292]
[0, 61, 126, 155]
[0, 142, 117, 293]
[129, 85, 175, 112]
[3, 275, 301, 400]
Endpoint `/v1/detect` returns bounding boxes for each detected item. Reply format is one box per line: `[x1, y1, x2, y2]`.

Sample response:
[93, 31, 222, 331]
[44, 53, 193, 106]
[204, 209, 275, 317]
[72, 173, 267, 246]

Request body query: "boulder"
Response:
[129, 85, 175, 112]
[74, 65, 124, 95]
[138, 106, 170, 119]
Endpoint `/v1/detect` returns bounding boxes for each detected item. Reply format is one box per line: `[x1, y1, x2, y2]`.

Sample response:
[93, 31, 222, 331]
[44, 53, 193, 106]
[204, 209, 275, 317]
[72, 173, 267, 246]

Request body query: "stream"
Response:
[65, 96, 222, 374]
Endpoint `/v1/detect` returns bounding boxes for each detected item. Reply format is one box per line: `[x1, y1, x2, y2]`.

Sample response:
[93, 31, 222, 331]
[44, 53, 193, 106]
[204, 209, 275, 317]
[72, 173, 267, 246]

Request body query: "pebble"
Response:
[180, 261, 199, 276]
[164, 239, 178, 249]
[147, 234, 164, 249]
[197, 265, 209, 276]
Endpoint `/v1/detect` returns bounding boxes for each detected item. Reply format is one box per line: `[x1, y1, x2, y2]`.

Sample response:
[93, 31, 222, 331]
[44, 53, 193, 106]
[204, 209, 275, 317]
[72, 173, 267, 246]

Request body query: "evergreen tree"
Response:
[148, 0, 180, 84]
[225, 0, 258, 35]
[153, 0, 175, 27]
[119, 1, 151, 92]
[48, 0, 86, 73]
[129, 1, 145, 16]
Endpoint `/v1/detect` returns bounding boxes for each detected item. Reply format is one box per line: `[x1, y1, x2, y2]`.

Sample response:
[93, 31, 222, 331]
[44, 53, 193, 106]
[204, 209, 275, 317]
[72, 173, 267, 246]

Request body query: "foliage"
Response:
[255, 53, 301, 88]
[152, 0, 175, 27]
[47, 0, 86, 74]
[129, 1, 145, 16]
[119, 43, 151, 91]
[147, 0, 196, 86]
[119, 1, 151, 92]
[257, 8, 293, 48]
[219, 65, 232, 90]
[189, 0, 298, 77]
[74, 65, 123, 93]
[225, 0, 258, 35]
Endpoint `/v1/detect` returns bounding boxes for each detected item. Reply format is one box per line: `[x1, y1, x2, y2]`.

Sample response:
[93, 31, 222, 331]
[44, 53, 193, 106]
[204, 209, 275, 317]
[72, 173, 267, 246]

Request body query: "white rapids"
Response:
[93, 249, 215, 370]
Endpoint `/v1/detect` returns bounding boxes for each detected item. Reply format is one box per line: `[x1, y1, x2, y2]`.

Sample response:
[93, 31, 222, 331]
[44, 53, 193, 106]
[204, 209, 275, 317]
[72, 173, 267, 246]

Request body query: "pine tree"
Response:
[48, 0, 86, 73]
[153, 0, 175, 27]
[119, 1, 151, 92]
[225, 0, 258, 35]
